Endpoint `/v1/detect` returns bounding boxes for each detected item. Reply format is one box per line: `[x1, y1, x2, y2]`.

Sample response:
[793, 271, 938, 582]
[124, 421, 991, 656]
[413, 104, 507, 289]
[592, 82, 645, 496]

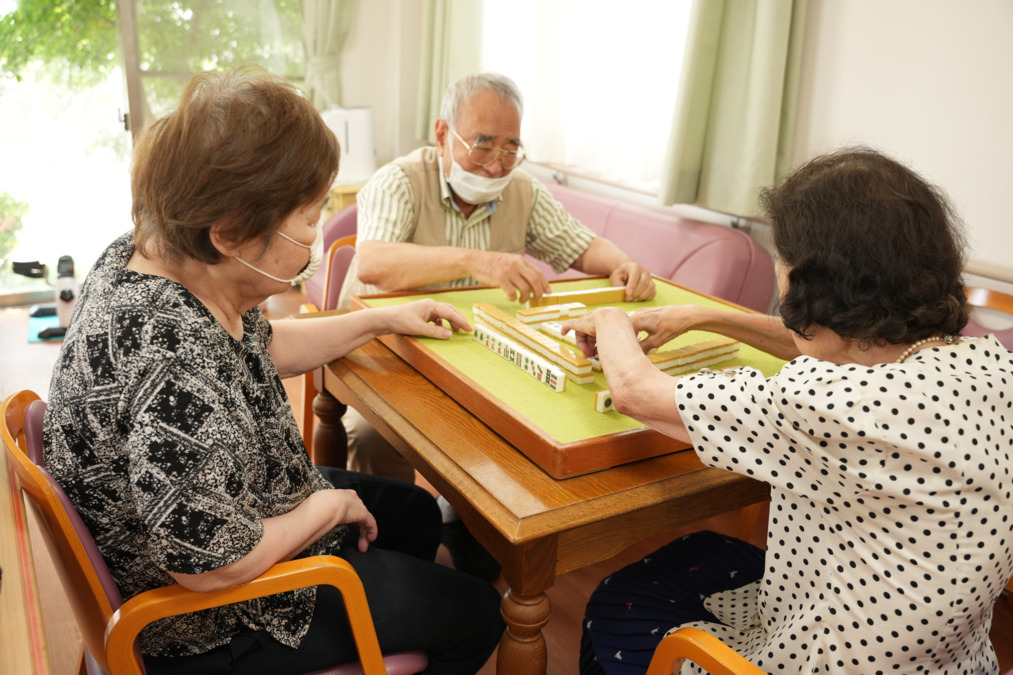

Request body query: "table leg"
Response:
[498, 589, 551, 675]
[311, 388, 348, 468]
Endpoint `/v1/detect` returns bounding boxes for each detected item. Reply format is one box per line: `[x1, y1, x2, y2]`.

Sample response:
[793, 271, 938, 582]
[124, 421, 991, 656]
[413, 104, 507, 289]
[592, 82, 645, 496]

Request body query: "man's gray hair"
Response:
[440, 72, 524, 128]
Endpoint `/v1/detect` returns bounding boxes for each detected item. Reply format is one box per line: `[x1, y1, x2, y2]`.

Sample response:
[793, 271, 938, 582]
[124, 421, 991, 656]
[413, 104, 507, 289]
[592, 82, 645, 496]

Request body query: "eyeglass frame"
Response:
[449, 127, 526, 170]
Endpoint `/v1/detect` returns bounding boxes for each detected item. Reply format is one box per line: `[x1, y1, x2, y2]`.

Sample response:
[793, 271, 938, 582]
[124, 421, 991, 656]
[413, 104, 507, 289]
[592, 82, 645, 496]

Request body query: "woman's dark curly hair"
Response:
[760, 147, 968, 345]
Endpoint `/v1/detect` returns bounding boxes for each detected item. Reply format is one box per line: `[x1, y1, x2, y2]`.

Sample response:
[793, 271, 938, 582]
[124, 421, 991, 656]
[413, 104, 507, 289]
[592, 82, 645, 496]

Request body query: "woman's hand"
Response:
[168, 487, 379, 592]
[559, 312, 604, 359]
[310, 488, 378, 553]
[561, 307, 691, 442]
[382, 299, 472, 339]
[629, 305, 708, 352]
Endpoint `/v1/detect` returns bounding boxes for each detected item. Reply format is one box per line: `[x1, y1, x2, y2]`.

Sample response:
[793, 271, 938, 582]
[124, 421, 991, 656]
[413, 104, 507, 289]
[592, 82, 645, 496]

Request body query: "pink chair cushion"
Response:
[964, 314, 1013, 349]
[305, 206, 359, 309]
[26, 401, 126, 609]
[324, 244, 358, 311]
[320, 651, 429, 675]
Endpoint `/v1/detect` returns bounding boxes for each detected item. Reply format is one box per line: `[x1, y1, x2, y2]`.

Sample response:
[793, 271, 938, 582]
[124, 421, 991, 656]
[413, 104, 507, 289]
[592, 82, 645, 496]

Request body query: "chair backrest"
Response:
[322, 235, 358, 311]
[2, 390, 123, 674]
[305, 206, 359, 309]
[964, 286, 1013, 349]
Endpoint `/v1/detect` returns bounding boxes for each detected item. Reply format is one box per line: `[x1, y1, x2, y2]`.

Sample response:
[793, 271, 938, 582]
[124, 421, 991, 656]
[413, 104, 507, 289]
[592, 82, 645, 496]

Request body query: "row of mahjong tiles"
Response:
[472, 289, 742, 412]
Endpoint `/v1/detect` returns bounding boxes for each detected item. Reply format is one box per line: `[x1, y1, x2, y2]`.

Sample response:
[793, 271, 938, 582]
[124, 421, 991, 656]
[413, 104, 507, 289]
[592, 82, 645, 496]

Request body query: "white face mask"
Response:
[445, 134, 513, 204]
[235, 221, 324, 285]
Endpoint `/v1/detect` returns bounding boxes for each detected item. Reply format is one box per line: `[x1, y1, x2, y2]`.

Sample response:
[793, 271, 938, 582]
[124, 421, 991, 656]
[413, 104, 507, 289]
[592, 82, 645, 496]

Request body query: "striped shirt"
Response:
[355, 152, 595, 288]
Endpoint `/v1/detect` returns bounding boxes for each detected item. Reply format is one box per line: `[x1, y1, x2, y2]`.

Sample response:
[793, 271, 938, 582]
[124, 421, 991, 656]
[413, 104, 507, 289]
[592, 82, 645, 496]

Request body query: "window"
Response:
[127, 0, 304, 124]
[0, 67, 131, 302]
[481, 0, 693, 193]
[0, 0, 304, 303]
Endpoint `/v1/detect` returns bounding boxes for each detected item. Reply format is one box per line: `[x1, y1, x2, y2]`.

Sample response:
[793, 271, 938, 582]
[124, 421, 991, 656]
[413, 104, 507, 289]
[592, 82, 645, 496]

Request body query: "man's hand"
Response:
[471, 251, 553, 304]
[381, 299, 472, 339]
[609, 261, 657, 301]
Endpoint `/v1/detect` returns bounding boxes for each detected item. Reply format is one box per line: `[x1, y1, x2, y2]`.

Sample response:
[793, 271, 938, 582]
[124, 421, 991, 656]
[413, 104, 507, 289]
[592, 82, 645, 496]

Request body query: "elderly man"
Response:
[339, 71, 656, 307]
[338, 72, 657, 579]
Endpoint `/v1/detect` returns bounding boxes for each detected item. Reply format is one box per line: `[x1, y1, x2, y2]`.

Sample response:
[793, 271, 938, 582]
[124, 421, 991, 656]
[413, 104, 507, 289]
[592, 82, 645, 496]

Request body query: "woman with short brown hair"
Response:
[45, 67, 503, 674]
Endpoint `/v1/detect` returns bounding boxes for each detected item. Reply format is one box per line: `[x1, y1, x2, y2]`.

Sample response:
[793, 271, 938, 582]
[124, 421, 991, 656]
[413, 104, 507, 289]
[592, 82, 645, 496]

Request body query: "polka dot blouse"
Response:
[674, 336, 1013, 674]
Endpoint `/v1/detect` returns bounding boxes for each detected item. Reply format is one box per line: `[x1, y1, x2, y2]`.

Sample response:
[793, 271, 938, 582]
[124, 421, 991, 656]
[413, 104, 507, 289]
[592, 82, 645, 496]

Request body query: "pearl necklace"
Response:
[895, 334, 955, 363]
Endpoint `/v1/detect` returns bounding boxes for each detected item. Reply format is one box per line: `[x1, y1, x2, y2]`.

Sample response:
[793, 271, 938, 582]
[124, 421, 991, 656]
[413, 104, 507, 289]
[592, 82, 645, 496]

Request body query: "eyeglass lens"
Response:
[453, 128, 524, 169]
[469, 145, 524, 169]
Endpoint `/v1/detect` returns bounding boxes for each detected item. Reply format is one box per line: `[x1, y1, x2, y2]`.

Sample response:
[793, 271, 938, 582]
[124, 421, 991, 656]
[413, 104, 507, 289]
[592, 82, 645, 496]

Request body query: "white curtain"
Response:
[302, 0, 355, 110]
[660, 0, 807, 216]
[415, 0, 484, 144]
[481, 0, 693, 192]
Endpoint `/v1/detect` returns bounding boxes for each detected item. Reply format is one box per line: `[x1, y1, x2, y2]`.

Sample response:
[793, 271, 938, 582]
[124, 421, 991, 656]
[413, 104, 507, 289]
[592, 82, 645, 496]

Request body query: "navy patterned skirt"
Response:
[579, 530, 765, 675]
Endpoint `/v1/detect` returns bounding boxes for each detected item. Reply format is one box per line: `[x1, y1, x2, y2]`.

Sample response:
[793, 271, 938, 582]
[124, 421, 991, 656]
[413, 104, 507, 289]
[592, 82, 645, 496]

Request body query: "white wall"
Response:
[338, 0, 424, 166]
[794, 0, 1013, 278]
[337, 0, 1013, 284]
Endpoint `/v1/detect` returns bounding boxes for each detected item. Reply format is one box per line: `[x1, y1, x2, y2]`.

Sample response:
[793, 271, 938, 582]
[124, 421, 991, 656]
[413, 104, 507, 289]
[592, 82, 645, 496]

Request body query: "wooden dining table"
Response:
[311, 329, 771, 675]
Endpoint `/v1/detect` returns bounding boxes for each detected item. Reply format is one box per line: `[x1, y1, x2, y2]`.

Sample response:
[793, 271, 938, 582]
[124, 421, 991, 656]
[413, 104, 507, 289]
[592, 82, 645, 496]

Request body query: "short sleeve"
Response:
[126, 364, 265, 574]
[356, 164, 417, 244]
[675, 360, 890, 503]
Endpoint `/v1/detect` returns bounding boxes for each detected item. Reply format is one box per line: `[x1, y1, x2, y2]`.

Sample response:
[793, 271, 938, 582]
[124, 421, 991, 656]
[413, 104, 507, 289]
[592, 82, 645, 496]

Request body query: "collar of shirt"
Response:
[438, 165, 501, 216]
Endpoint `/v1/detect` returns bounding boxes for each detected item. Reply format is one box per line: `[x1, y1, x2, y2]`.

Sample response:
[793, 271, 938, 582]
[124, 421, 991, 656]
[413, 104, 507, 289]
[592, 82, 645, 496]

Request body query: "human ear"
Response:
[209, 221, 259, 260]
[434, 119, 449, 151]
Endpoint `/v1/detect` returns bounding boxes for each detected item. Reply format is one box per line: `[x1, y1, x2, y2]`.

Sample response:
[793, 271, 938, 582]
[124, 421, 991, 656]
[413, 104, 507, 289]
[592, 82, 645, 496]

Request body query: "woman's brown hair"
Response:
[131, 66, 340, 264]
[761, 147, 968, 345]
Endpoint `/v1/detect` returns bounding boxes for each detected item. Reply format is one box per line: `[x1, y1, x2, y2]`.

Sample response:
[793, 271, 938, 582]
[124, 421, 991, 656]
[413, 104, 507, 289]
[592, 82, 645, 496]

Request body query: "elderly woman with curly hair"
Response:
[43, 67, 503, 675]
[565, 147, 1013, 675]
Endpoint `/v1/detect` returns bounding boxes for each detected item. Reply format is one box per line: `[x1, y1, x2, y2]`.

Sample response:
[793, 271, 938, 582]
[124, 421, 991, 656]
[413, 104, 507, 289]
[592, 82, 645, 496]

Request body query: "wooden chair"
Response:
[964, 285, 1013, 349]
[300, 234, 358, 456]
[646, 626, 764, 675]
[2, 389, 426, 675]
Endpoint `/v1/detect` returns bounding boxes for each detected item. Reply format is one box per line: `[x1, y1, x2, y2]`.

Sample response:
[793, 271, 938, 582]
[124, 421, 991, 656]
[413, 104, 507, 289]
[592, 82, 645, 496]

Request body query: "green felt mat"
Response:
[360, 279, 785, 445]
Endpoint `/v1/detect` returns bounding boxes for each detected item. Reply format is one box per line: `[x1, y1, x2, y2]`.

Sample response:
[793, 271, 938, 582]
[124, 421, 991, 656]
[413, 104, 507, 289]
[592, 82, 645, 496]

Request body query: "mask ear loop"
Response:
[235, 229, 318, 285]
[234, 255, 301, 284]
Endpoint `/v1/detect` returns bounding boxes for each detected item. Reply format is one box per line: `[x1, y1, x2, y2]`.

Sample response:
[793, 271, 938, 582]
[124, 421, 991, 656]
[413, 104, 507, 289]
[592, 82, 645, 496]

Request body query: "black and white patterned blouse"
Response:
[675, 337, 1013, 674]
[44, 233, 349, 658]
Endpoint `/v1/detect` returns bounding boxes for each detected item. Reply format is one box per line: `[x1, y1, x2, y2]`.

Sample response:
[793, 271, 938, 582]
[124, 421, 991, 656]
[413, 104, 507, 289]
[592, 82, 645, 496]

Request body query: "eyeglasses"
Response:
[450, 127, 526, 170]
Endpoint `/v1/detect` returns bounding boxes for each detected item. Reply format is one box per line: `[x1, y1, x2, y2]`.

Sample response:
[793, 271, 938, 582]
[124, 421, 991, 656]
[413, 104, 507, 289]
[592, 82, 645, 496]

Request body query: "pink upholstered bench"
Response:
[536, 182, 776, 312]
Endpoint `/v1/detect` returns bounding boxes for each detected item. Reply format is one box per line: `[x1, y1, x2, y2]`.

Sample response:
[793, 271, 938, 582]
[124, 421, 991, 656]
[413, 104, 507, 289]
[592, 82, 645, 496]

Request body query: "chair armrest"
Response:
[105, 555, 386, 675]
[646, 626, 765, 675]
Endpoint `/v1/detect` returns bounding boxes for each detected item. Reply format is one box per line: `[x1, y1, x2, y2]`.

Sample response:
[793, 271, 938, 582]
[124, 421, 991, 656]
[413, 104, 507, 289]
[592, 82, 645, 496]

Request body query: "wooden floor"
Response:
[2, 291, 1011, 674]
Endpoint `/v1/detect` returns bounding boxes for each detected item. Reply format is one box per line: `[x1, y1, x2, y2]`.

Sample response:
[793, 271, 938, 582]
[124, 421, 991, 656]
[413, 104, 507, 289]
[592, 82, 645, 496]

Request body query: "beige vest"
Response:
[338, 146, 535, 308]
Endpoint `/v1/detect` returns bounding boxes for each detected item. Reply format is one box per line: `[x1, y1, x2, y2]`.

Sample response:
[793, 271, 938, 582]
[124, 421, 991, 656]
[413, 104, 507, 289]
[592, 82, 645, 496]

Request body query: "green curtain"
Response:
[415, 0, 483, 144]
[660, 0, 807, 217]
[302, 0, 356, 110]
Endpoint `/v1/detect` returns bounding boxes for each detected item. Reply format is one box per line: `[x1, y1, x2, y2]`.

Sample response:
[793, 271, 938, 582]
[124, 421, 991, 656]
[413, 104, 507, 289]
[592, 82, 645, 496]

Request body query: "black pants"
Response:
[145, 469, 504, 675]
